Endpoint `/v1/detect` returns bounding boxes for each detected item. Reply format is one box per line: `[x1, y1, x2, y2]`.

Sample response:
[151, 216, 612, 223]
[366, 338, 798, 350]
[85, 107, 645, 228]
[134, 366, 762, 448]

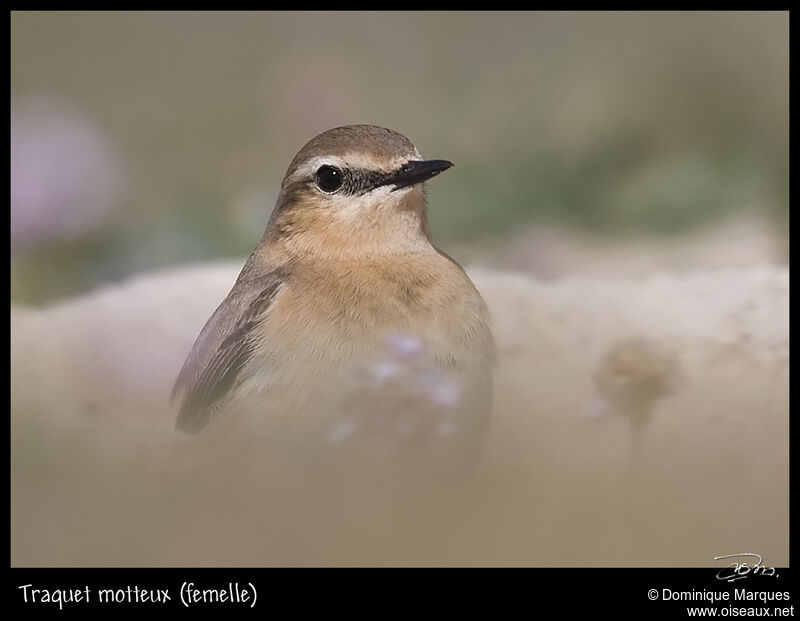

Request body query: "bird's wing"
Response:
[172, 267, 289, 433]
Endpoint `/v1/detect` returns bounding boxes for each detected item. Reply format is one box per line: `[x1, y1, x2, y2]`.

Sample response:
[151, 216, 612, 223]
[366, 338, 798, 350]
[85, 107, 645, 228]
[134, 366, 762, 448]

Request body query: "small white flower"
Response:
[369, 360, 399, 381]
[328, 420, 358, 443]
[429, 379, 462, 408]
[385, 332, 424, 360]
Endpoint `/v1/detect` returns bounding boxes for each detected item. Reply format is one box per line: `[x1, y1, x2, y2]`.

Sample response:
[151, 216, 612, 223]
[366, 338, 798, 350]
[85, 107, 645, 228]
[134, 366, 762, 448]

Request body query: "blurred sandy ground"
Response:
[11, 263, 788, 566]
[456, 213, 786, 279]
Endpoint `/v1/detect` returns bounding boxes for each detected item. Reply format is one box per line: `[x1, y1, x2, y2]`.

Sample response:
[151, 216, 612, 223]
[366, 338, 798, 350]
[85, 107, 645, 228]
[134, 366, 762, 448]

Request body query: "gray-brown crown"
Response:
[284, 125, 419, 181]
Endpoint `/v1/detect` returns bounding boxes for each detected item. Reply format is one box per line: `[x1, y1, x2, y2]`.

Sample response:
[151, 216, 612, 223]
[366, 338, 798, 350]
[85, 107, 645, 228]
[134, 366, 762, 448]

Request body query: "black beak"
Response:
[387, 159, 454, 191]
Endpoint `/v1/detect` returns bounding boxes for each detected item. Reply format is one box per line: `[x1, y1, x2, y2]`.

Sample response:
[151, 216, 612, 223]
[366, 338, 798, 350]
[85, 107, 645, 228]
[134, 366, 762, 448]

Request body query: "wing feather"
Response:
[173, 267, 289, 433]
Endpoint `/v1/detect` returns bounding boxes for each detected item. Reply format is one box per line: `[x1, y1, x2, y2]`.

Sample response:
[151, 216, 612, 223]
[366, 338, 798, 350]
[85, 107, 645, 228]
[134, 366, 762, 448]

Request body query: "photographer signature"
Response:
[714, 553, 778, 582]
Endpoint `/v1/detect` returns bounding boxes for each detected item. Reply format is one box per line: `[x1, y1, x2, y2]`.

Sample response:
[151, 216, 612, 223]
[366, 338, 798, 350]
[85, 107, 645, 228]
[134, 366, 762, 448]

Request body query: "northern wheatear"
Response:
[172, 125, 494, 467]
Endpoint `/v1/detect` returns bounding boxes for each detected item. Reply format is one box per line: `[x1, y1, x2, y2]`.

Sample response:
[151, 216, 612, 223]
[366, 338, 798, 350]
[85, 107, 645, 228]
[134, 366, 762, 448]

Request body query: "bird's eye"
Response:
[315, 165, 344, 192]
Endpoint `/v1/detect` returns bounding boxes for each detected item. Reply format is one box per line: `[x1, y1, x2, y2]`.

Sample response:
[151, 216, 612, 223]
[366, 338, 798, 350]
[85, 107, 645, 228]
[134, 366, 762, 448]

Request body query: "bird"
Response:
[171, 124, 495, 474]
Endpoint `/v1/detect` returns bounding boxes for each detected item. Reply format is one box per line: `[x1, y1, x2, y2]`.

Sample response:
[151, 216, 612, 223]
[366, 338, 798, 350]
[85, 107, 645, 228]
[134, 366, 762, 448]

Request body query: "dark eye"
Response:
[315, 165, 343, 192]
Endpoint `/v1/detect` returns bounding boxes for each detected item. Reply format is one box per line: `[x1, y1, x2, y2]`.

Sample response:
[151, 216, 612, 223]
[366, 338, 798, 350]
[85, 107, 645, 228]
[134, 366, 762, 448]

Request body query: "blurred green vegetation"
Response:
[11, 11, 788, 303]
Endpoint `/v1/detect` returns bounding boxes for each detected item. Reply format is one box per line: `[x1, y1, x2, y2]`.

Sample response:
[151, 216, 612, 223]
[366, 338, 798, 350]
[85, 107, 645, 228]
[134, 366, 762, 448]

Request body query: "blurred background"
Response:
[11, 11, 788, 304]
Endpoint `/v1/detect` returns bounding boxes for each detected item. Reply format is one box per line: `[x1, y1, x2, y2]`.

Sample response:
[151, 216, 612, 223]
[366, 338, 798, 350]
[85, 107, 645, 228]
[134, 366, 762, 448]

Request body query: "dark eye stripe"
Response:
[309, 165, 413, 196]
[339, 169, 389, 195]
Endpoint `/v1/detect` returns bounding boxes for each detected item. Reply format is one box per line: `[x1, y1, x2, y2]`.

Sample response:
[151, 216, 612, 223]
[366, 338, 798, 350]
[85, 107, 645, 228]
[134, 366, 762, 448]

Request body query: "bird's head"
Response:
[264, 125, 453, 260]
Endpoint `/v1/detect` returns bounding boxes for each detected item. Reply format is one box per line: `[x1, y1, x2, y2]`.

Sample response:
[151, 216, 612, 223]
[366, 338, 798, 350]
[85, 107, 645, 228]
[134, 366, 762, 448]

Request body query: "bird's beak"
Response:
[388, 159, 454, 191]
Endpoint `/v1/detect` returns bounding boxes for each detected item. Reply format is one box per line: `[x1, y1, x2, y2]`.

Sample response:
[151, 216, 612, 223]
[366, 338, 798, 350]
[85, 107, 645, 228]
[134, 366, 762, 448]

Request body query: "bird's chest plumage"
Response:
[268, 261, 485, 361]
[236, 258, 493, 428]
[227, 263, 491, 467]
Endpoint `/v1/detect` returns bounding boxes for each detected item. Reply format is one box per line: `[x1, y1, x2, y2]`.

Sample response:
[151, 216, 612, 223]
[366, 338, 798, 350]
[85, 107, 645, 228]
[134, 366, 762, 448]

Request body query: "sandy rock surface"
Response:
[11, 263, 788, 566]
